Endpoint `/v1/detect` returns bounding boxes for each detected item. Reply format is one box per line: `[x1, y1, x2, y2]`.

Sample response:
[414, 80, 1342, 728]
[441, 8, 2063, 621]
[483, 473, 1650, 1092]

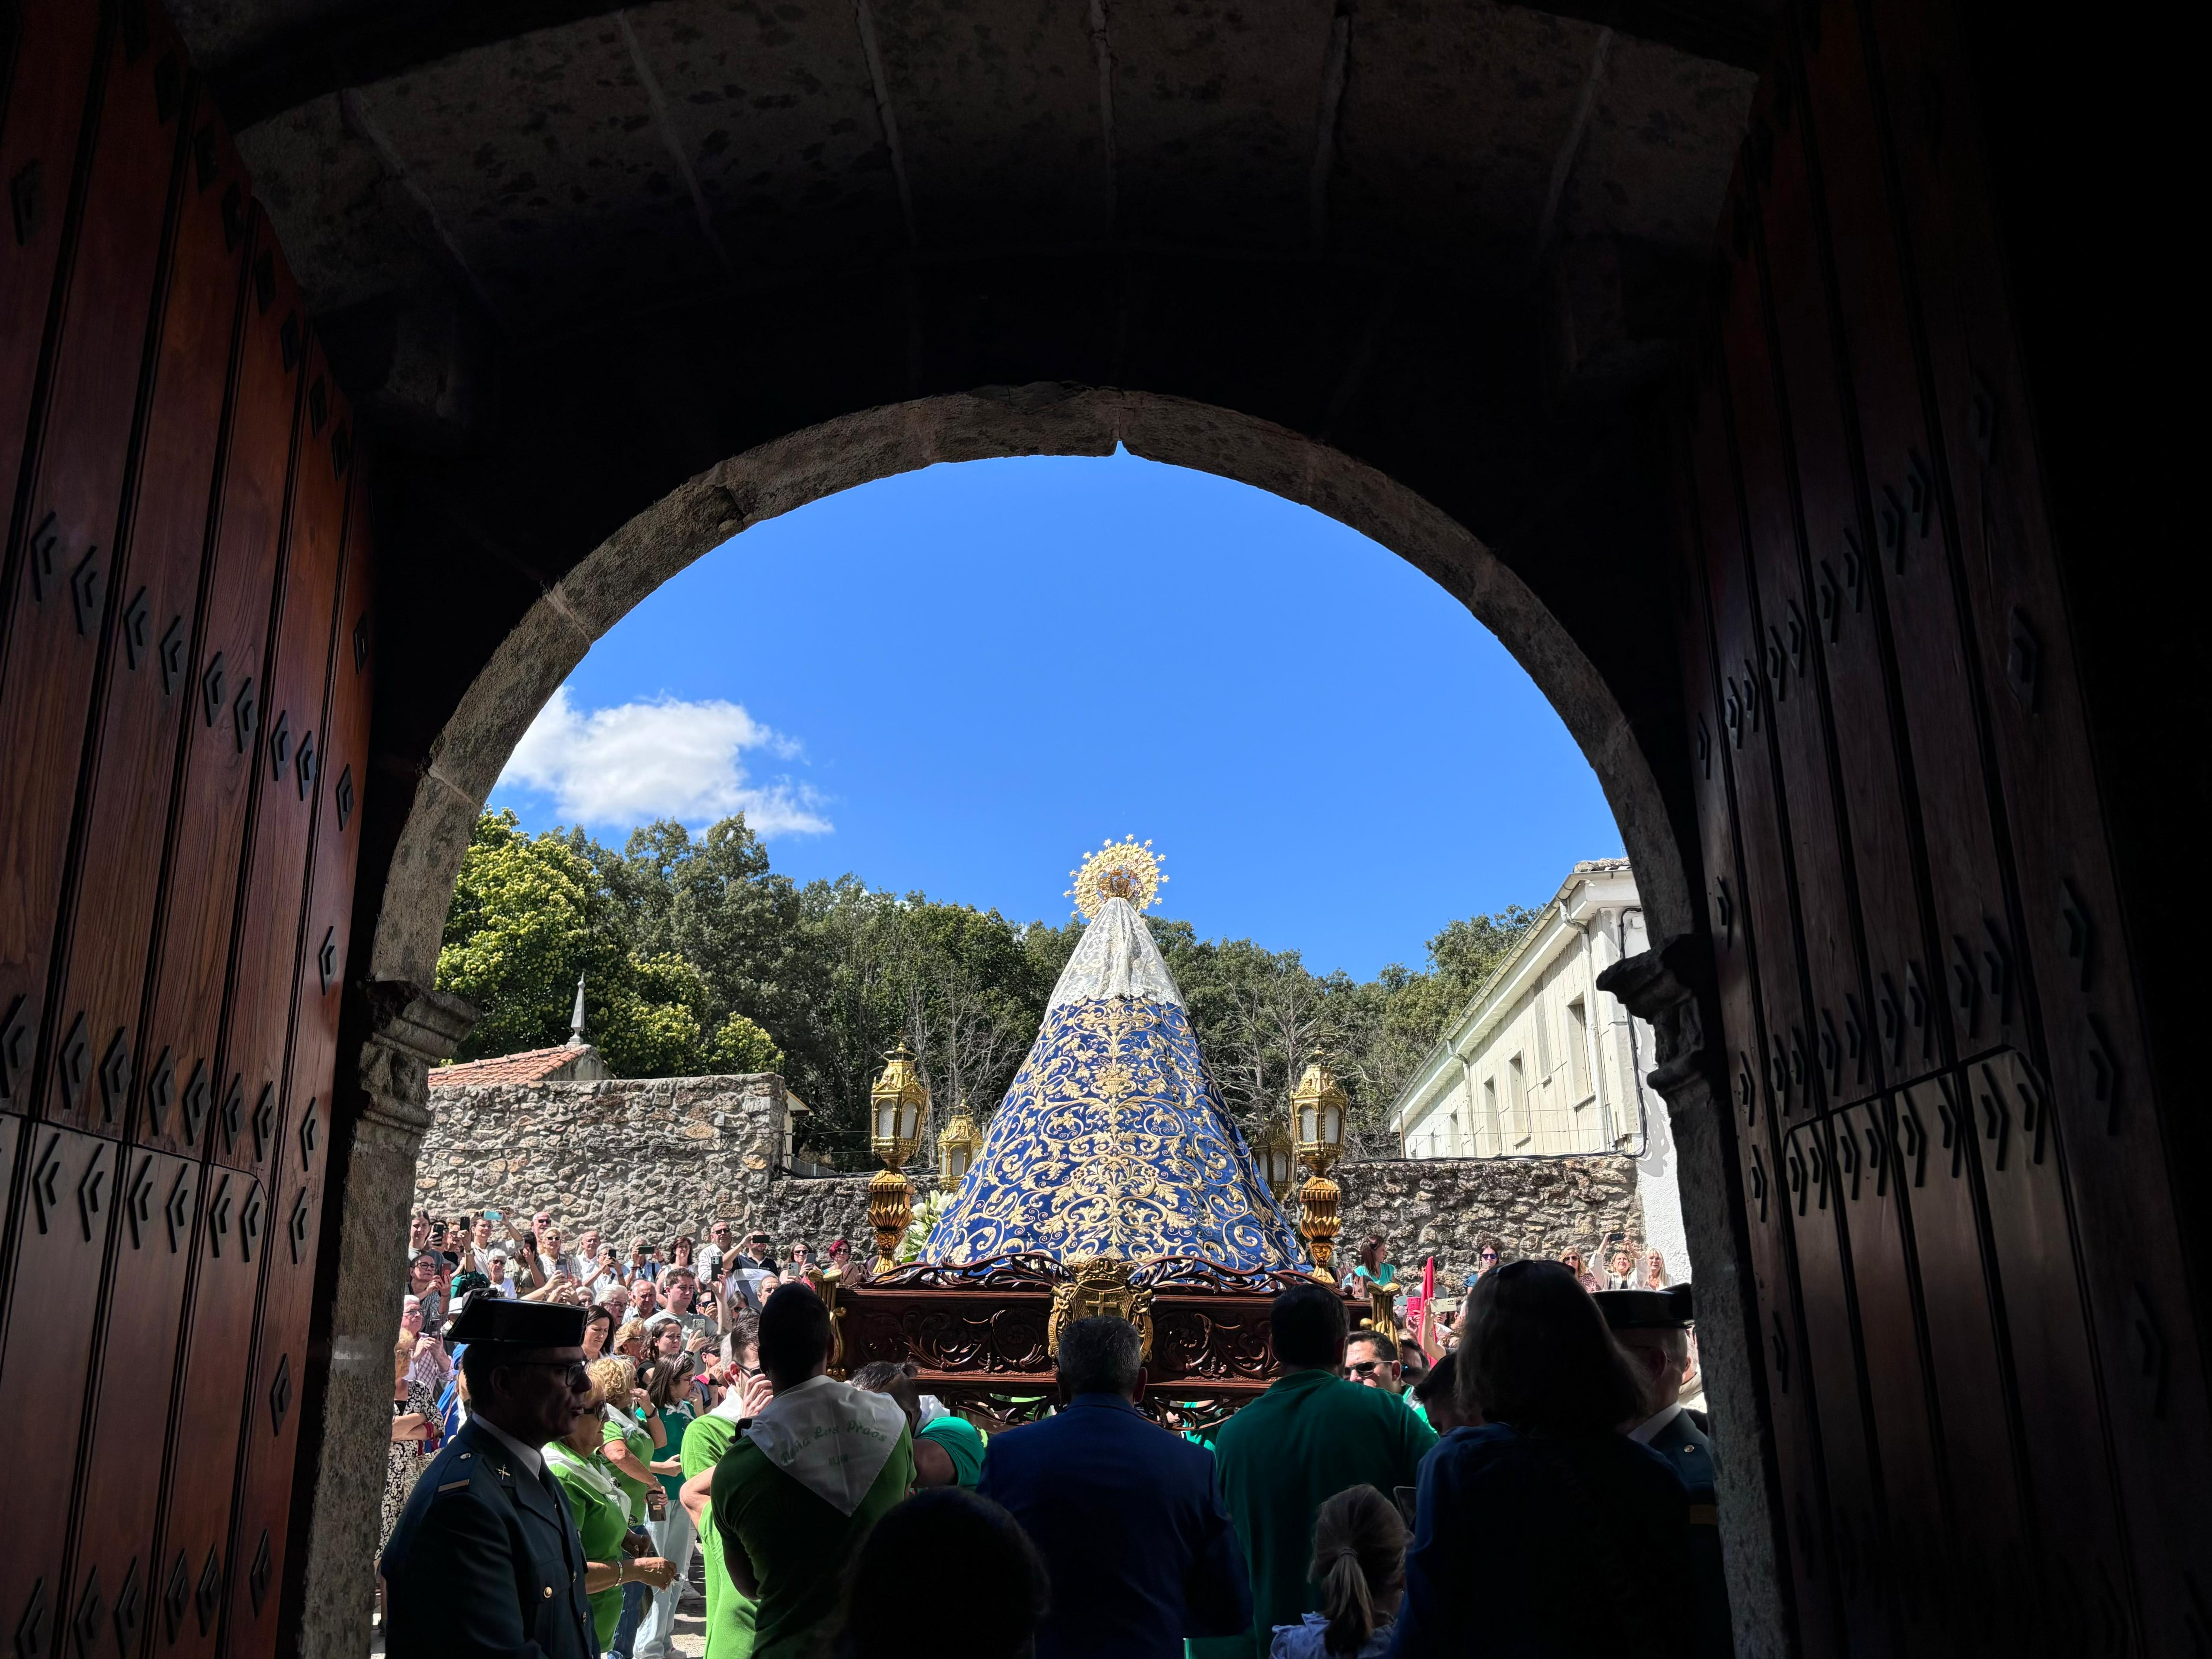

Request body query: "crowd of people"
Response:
[381, 1207, 1721, 1659]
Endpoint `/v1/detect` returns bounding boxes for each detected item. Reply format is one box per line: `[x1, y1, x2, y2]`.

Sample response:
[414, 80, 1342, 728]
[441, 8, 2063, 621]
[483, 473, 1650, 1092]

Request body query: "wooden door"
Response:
[0, 6, 372, 1658]
[1677, 0, 2202, 1650]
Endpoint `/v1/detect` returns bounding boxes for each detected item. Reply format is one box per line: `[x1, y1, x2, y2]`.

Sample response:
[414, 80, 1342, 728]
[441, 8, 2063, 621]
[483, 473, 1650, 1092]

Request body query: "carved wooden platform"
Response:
[824, 1253, 1321, 1430]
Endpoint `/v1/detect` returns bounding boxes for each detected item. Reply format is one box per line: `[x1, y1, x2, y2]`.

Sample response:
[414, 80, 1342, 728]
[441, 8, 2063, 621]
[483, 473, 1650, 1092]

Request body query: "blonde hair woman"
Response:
[546, 1368, 674, 1651]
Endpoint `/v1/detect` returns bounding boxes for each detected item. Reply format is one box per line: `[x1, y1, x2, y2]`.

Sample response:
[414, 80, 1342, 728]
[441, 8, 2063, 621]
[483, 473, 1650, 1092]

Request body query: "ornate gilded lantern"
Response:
[938, 1103, 982, 1185]
[871, 1041, 928, 1164]
[868, 1042, 929, 1271]
[1290, 1054, 1349, 1283]
[1291, 1055, 1348, 1174]
[1255, 1116, 1297, 1201]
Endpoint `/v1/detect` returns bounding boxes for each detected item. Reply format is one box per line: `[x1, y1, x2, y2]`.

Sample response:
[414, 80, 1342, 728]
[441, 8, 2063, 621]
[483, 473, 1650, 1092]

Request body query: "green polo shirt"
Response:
[1206, 1367, 1437, 1657]
[682, 1413, 756, 1659]
[916, 1414, 985, 1488]
[710, 1426, 913, 1659]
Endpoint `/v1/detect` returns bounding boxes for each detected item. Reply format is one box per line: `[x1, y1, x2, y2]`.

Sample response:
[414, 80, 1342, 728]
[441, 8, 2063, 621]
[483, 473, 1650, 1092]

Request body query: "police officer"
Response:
[381, 1295, 597, 1657]
[1595, 1284, 1731, 1659]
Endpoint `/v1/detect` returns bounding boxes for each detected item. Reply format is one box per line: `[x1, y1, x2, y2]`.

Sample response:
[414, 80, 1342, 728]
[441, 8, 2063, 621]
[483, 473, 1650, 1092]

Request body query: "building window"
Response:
[1484, 1077, 1499, 1154]
[1449, 1111, 1461, 1156]
[1567, 997, 1592, 1101]
[1509, 1054, 1529, 1144]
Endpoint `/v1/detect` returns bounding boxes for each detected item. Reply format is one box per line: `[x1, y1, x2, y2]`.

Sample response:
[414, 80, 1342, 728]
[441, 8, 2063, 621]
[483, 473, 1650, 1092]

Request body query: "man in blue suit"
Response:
[978, 1316, 1251, 1658]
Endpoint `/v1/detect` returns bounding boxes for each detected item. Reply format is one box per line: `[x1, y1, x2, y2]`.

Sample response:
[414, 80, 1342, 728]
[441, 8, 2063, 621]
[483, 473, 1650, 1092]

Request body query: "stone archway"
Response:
[368, 384, 1694, 985]
[299, 383, 1781, 1658]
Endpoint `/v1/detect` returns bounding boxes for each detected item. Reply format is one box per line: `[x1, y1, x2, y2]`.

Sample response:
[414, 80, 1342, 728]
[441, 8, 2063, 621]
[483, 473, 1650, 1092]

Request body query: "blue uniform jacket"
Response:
[1645, 1408, 1732, 1659]
[380, 1417, 597, 1659]
[978, 1392, 1252, 1659]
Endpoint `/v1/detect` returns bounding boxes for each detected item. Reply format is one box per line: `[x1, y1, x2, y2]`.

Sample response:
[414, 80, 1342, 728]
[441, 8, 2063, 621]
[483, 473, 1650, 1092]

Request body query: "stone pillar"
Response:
[286, 979, 476, 1659]
[1599, 935, 1789, 1659]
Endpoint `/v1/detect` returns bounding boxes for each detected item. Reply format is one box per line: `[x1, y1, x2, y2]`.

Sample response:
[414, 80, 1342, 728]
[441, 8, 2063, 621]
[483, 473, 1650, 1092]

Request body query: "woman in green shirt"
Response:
[590, 1355, 667, 1658]
[547, 1385, 674, 1649]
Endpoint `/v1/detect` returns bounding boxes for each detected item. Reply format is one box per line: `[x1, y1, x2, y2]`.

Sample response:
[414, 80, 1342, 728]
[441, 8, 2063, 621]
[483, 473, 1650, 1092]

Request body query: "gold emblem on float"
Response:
[1065, 835, 1167, 922]
[1046, 1253, 1156, 1362]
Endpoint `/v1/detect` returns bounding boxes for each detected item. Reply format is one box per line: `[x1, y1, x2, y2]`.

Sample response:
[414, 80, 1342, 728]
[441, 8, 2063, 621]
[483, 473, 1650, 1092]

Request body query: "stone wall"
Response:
[1336, 1154, 1643, 1292]
[415, 1075, 1643, 1282]
[416, 1072, 791, 1242]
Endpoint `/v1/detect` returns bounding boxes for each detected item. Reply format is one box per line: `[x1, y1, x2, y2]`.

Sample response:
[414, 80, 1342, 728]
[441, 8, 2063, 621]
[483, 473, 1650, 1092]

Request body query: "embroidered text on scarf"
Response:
[742, 1374, 906, 1515]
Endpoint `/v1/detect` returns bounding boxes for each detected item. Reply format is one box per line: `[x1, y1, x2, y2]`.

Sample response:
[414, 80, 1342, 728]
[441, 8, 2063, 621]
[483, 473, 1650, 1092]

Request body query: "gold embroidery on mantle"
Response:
[924, 994, 1301, 1271]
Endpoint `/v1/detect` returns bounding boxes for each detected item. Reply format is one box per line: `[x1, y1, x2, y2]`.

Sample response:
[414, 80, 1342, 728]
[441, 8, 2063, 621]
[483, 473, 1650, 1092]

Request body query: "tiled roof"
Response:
[430, 1044, 590, 1089]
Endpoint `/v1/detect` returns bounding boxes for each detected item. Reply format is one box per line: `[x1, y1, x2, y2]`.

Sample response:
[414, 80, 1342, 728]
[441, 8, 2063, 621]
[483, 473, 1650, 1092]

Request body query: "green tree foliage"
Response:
[438, 809, 1537, 1166]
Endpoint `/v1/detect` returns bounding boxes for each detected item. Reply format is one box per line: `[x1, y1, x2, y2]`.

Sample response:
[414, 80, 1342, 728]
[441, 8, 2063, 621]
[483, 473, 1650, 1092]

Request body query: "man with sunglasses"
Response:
[382, 1296, 599, 1658]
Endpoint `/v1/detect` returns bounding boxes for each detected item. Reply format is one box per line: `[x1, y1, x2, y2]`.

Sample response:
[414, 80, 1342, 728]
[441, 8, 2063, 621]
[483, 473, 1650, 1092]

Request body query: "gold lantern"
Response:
[1255, 1116, 1296, 1201]
[868, 1042, 929, 1271]
[938, 1103, 982, 1185]
[1290, 1054, 1349, 1282]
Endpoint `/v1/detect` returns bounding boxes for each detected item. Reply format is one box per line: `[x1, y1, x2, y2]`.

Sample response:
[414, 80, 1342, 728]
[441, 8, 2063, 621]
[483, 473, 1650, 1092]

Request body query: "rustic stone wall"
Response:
[1336, 1154, 1643, 1292]
[414, 1075, 1643, 1281]
[415, 1072, 791, 1242]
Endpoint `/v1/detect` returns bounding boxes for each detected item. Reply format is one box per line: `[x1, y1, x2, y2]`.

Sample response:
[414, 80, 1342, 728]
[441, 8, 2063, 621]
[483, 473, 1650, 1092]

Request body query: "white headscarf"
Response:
[743, 1375, 906, 1516]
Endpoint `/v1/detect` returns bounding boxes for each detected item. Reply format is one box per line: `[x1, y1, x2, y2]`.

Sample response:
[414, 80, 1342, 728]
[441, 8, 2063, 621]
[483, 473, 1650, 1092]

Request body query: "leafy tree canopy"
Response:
[437, 810, 1536, 1165]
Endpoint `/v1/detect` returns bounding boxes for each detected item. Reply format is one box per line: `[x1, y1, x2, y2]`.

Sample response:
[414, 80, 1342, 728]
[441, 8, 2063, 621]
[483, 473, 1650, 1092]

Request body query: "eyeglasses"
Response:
[1342, 1359, 1388, 1378]
[509, 1360, 592, 1389]
[1479, 1251, 1499, 1261]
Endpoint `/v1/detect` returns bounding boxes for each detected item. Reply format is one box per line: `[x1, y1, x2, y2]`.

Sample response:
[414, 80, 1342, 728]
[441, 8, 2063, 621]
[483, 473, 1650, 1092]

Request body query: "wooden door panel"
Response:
[1681, 398, 1842, 1658]
[1724, 108, 1862, 1059]
[226, 435, 367, 1659]
[0, 3, 102, 645]
[1857, 0, 2202, 1639]
[1960, 1049, 2128, 1647]
[281, 459, 371, 1215]
[1826, 1098, 1951, 1655]
[1791, 0, 2002, 1039]
[215, 332, 346, 1182]
[150, 1166, 264, 1659]
[1, 11, 370, 1659]
[67, 1147, 196, 1659]
[137, 202, 299, 1166]
[1753, 45, 1930, 1102]
[0, 10, 180, 1125]
[1711, 293, 1900, 1646]
[46, 67, 249, 1150]
[0, 1126, 119, 1656]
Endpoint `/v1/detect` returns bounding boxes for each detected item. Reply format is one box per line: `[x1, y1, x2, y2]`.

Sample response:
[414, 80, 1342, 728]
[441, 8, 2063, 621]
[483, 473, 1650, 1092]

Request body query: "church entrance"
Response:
[0, 0, 2193, 1655]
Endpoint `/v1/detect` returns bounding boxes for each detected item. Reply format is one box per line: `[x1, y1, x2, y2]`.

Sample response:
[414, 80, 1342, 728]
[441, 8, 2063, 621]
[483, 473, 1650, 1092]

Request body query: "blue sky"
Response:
[492, 449, 1621, 980]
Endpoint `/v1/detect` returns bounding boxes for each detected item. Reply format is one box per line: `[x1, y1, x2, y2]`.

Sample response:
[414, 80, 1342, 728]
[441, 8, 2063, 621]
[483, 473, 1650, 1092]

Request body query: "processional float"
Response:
[823, 838, 1385, 1429]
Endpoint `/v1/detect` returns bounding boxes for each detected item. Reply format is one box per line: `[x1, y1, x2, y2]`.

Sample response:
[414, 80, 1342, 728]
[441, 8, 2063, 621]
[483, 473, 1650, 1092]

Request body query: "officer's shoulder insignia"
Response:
[438, 1480, 472, 1493]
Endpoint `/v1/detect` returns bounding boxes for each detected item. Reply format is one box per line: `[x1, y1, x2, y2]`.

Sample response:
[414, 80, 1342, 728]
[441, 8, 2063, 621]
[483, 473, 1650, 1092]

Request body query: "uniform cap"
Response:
[445, 1292, 587, 1350]
[1591, 1283, 1694, 1331]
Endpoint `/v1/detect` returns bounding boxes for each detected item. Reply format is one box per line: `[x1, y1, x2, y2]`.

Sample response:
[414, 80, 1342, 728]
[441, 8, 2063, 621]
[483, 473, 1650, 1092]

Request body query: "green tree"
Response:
[705, 1011, 784, 1073]
[438, 812, 714, 1077]
[437, 807, 1542, 1164]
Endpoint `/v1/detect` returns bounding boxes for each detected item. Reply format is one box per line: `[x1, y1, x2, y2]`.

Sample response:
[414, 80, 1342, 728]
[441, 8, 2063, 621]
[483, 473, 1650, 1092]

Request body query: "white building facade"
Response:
[1385, 859, 1689, 1279]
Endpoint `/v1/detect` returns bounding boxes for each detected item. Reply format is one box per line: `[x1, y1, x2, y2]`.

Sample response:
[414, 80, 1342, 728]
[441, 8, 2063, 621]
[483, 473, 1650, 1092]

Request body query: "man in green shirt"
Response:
[709, 1284, 913, 1659]
[681, 1327, 771, 1659]
[1206, 1282, 1437, 1657]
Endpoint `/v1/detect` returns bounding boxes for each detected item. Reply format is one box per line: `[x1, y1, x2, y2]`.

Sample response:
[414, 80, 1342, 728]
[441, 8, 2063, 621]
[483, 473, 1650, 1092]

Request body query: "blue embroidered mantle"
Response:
[922, 897, 1304, 1272]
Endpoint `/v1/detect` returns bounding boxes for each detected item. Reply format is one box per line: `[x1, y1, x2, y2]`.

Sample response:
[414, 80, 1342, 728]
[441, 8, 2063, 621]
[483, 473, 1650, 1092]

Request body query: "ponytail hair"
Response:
[1309, 1484, 1407, 1656]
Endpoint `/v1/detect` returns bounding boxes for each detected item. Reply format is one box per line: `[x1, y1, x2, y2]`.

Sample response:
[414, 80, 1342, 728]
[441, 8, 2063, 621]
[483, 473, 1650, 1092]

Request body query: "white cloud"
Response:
[499, 686, 833, 837]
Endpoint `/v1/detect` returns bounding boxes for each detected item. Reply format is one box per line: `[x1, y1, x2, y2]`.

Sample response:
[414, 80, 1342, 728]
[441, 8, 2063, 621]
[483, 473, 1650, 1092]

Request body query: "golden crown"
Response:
[1065, 836, 1168, 922]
